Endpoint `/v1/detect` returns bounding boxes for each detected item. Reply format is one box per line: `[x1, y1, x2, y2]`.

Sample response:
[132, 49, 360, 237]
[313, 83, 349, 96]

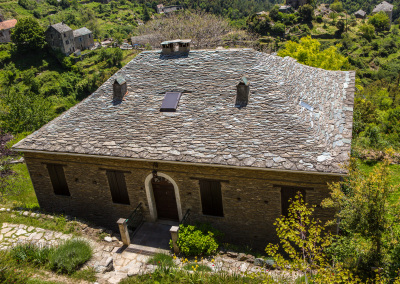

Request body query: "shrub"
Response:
[368, 11, 390, 31]
[271, 22, 285, 35]
[183, 262, 212, 272]
[173, 224, 221, 256]
[49, 239, 92, 274]
[11, 243, 54, 267]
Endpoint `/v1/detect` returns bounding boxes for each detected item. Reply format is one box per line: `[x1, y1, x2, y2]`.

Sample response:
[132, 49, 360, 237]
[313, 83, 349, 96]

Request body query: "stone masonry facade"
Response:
[25, 152, 340, 249]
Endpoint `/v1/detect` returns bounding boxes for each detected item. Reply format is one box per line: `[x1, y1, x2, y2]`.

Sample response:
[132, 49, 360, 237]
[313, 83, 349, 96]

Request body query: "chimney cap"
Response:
[239, 77, 249, 86]
[114, 76, 126, 85]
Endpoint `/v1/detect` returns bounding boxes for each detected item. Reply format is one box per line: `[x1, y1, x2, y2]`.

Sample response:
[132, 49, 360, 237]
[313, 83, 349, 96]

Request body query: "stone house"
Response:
[372, 1, 394, 22]
[73, 27, 94, 51]
[286, 0, 308, 9]
[354, 9, 367, 19]
[45, 22, 75, 55]
[0, 19, 17, 43]
[156, 4, 183, 14]
[13, 44, 355, 248]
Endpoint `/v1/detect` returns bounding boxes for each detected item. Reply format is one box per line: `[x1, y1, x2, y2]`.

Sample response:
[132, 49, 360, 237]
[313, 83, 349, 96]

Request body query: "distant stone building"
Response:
[73, 27, 94, 51]
[45, 22, 75, 55]
[156, 4, 183, 14]
[0, 19, 17, 43]
[286, 0, 308, 9]
[279, 5, 293, 13]
[46, 22, 94, 55]
[372, 1, 394, 22]
[354, 9, 367, 19]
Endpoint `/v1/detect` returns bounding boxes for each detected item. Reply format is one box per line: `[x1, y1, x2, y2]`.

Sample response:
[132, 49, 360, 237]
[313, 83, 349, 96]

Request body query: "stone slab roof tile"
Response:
[51, 22, 72, 33]
[0, 19, 17, 30]
[13, 49, 355, 175]
[73, 27, 92, 37]
[373, 1, 393, 13]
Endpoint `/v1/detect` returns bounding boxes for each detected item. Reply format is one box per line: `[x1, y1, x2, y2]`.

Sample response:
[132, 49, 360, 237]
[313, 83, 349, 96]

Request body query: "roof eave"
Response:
[12, 148, 348, 177]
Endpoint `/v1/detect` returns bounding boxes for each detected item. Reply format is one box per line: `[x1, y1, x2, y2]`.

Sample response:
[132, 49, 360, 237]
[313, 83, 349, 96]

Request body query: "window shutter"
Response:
[281, 186, 307, 217]
[200, 180, 223, 217]
[47, 164, 70, 196]
[106, 170, 130, 205]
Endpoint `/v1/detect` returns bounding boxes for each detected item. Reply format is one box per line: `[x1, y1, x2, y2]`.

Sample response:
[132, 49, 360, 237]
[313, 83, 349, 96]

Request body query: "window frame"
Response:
[106, 170, 130, 205]
[199, 179, 224, 217]
[46, 164, 70, 196]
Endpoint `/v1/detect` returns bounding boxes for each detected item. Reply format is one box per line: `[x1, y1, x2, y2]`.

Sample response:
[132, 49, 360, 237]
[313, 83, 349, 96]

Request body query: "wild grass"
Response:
[183, 262, 212, 272]
[49, 239, 92, 274]
[147, 252, 175, 267]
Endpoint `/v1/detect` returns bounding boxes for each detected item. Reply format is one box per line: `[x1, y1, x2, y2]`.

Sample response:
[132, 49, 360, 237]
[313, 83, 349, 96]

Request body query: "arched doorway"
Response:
[145, 173, 182, 222]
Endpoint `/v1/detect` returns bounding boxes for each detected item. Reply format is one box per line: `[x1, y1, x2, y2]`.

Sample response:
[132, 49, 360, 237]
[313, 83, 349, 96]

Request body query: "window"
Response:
[199, 180, 223, 216]
[66, 40, 69, 44]
[106, 170, 130, 205]
[63, 33, 66, 38]
[88, 34, 91, 38]
[0, 31, 3, 37]
[280, 186, 308, 216]
[46, 164, 70, 196]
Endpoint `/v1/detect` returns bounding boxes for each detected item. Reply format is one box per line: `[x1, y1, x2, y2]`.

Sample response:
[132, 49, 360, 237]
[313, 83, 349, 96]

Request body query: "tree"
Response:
[278, 36, 349, 70]
[298, 4, 314, 22]
[359, 23, 375, 41]
[322, 158, 399, 273]
[11, 17, 46, 51]
[271, 22, 285, 35]
[336, 19, 345, 34]
[266, 193, 360, 283]
[368, 11, 390, 31]
[330, 0, 344, 13]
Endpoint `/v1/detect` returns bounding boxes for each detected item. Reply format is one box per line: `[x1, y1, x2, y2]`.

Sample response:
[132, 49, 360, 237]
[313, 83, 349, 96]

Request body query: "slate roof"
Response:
[13, 49, 356, 175]
[51, 22, 72, 33]
[354, 10, 367, 17]
[373, 1, 393, 13]
[73, 27, 92, 37]
[0, 19, 16, 30]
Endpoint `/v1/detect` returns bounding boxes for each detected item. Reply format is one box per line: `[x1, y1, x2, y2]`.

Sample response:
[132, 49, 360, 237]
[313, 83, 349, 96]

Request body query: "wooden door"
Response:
[152, 177, 179, 221]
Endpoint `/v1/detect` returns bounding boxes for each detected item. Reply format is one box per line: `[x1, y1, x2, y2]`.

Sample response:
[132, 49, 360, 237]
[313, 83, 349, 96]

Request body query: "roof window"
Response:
[160, 92, 182, 112]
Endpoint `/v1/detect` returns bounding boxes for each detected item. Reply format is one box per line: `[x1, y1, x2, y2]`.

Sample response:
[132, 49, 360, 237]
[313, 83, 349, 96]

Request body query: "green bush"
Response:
[172, 224, 221, 256]
[49, 239, 92, 274]
[11, 243, 54, 267]
[147, 253, 175, 267]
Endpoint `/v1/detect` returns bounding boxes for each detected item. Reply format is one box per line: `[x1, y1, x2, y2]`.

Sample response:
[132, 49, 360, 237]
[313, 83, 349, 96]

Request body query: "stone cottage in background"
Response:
[0, 19, 17, 43]
[73, 27, 94, 51]
[156, 4, 183, 14]
[13, 42, 355, 249]
[45, 22, 75, 55]
[354, 9, 367, 19]
[372, 1, 394, 22]
[46, 22, 93, 55]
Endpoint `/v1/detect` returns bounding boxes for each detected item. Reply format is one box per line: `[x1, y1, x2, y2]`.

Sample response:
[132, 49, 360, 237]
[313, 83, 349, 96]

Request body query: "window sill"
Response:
[112, 202, 131, 206]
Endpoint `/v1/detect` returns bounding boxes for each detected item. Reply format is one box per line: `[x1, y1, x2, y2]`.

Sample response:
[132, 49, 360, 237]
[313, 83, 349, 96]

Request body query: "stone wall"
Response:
[74, 33, 94, 51]
[24, 152, 340, 249]
[45, 27, 75, 55]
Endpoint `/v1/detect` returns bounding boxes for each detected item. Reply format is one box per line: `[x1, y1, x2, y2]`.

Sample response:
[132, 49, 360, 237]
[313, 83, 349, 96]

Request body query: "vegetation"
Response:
[49, 239, 92, 274]
[147, 253, 175, 267]
[172, 224, 222, 256]
[11, 17, 46, 51]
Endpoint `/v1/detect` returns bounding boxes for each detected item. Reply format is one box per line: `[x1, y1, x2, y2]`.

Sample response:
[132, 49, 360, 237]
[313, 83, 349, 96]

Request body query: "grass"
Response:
[147, 253, 175, 267]
[183, 262, 212, 272]
[120, 268, 273, 284]
[0, 211, 80, 235]
[49, 239, 93, 274]
[1, 162, 38, 209]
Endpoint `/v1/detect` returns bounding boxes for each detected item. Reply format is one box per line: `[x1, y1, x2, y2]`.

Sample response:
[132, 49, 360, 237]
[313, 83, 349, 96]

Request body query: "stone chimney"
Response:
[161, 39, 191, 54]
[113, 76, 127, 101]
[178, 40, 191, 53]
[161, 41, 175, 54]
[235, 77, 250, 107]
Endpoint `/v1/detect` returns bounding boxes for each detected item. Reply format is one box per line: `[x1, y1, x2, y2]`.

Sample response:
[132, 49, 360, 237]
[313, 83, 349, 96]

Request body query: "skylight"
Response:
[160, 92, 182, 112]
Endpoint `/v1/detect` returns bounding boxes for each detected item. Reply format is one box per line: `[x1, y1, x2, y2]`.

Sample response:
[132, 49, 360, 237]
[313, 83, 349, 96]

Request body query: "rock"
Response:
[111, 236, 118, 242]
[127, 264, 142, 276]
[265, 259, 275, 268]
[254, 258, 265, 267]
[227, 251, 238, 258]
[23, 211, 29, 216]
[104, 236, 113, 242]
[0, 208, 5, 211]
[246, 255, 255, 263]
[237, 253, 247, 261]
[100, 257, 113, 267]
[6, 209, 10, 212]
